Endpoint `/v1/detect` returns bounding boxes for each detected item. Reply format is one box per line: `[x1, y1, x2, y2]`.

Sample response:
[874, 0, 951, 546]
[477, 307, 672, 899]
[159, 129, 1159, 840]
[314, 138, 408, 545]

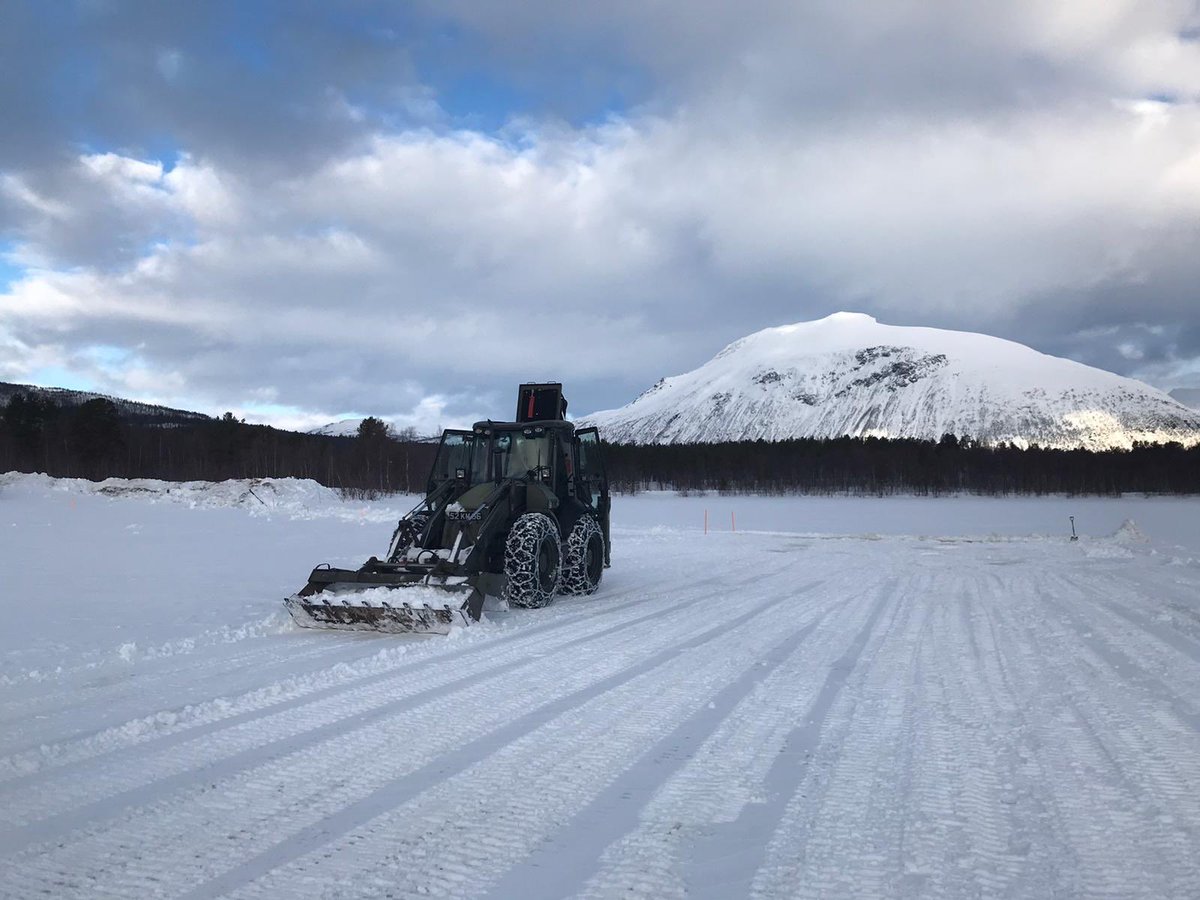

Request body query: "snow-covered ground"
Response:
[2, 473, 1200, 898]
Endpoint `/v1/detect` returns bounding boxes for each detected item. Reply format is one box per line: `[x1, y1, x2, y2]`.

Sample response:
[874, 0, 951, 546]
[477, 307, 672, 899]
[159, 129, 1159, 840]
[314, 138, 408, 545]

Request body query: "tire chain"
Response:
[503, 512, 562, 608]
[561, 515, 604, 596]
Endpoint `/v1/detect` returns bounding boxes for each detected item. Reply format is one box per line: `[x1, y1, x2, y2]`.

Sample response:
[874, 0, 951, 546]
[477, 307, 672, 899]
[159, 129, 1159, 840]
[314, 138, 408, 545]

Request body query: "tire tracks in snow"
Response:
[6, 563, 671, 732]
[0, 568, 787, 852]
[0, 636, 378, 759]
[215, 570, 853, 900]
[0, 564, 820, 897]
[947, 574, 1074, 898]
[485, 577, 894, 900]
[1059, 563, 1200, 668]
[560, 583, 892, 900]
[890, 575, 1028, 900]
[0, 563, 742, 789]
[743, 568, 923, 899]
[169, 577, 828, 900]
[0, 564, 691, 778]
[672, 578, 893, 900]
[1044, 571, 1200, 733]
[997, 577, 1200, 899]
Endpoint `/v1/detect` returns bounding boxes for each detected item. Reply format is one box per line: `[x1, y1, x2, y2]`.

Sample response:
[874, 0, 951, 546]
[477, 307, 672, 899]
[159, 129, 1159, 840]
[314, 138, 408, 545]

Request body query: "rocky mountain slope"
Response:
[580, 313, 1200, 450]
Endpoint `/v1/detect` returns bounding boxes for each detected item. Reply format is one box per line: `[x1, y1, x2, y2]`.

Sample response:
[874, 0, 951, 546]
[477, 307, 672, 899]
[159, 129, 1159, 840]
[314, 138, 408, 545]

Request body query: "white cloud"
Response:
[0, 330, 65, 382]
[6, 90, 1200, 424]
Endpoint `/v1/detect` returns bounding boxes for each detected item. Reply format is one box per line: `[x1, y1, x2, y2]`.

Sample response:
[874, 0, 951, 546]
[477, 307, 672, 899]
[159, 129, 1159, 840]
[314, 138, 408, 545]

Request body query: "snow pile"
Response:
[0, 472, 412, 522]
[1113, 519, 1150, 543]
[329, 585, 471, 609]
[580, 311, 1200, 449]
[110, 612, 296, 665]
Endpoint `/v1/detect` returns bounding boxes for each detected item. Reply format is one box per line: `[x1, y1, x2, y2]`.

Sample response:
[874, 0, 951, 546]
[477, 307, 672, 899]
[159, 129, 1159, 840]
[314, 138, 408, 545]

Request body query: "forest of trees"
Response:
[0, 394, 437, 495]
[603, 434, 1200, 496]
[2, 391, 1197, 496]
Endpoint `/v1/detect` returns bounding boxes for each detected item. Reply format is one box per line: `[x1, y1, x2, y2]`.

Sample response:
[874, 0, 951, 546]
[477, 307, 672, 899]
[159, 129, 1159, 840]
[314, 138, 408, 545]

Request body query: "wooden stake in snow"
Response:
[704, 509, 708, 534]
[732, 511, 736, 532]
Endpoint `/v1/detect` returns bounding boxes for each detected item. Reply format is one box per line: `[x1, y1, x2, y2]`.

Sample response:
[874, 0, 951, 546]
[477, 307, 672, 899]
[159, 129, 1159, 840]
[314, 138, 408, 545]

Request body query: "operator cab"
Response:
[423, 382, 609, 564]
[427, 423, 570, 490]
[427, 382, 575, 491]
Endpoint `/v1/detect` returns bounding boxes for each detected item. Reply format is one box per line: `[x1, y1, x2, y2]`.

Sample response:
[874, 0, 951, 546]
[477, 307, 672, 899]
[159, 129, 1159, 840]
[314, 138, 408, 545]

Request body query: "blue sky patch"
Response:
[436, 72, 536, 132]
[0, 242, 25, 292]
[84, 345, 134, 368]
[26, 365, 98, 393]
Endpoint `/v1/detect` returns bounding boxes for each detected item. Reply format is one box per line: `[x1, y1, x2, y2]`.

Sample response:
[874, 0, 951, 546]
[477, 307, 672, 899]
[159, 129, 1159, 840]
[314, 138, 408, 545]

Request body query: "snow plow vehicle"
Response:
[284, 383, 611, 634]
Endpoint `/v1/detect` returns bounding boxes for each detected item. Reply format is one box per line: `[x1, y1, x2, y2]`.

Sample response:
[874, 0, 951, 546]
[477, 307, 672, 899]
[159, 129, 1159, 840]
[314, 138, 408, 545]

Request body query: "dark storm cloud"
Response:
[994, 229, 1200, 387]
[426, 1, 1200, 118]
[0, 1, 425, 172]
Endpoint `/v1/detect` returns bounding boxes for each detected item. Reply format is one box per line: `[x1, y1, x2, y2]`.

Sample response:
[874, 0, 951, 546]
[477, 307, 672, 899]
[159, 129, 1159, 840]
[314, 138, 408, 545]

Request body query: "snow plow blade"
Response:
[283, 595, 468, 634]
[283, 564, 491, 635]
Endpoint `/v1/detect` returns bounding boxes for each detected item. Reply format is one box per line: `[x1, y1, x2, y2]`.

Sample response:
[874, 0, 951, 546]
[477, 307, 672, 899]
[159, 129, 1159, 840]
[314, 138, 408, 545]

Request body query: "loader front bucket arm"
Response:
[384, 479, 462, 562]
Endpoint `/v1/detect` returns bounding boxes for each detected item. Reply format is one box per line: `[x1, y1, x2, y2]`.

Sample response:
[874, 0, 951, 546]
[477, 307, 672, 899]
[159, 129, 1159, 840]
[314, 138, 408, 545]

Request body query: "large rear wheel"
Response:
[561, 515, 604, 595]
[503, 512, 562, 608]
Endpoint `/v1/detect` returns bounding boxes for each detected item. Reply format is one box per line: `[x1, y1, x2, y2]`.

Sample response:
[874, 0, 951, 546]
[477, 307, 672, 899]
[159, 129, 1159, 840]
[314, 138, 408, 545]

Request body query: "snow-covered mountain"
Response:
[580, 312, 1200, 450]
[308, 418, 434, 441]
[308, 417, 377, 437]
[0, 381, 210, 426]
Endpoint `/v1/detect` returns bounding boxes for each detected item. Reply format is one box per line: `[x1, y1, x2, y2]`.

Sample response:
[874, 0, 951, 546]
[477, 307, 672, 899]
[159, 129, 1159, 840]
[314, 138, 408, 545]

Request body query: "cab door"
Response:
[574, 427, 611, 565]
[427, 430, 476, 494]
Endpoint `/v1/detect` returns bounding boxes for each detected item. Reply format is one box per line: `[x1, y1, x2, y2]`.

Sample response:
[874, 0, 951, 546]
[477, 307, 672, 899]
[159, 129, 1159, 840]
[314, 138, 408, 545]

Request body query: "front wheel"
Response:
[561, 516, 604, 595]
[503, 512, 562, 608]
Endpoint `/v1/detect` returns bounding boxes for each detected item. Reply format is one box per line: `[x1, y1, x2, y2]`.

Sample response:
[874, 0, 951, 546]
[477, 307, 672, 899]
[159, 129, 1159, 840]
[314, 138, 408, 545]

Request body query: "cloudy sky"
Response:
[2, 1, 1200, 431]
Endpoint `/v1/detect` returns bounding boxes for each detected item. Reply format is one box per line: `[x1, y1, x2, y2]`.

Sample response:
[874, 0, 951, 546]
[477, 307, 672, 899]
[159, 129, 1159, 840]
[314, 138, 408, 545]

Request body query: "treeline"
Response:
[3, 392, 1198, 495]
[603, 434, 1200, 496]
[0, 394, 436, 494]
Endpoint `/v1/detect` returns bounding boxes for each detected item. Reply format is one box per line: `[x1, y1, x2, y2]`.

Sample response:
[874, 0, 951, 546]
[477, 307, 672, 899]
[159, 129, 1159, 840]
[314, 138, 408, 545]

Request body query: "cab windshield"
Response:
[429, 432, 487, 489]
[430, 428, 556, 488]
[489, 431, 553, 480]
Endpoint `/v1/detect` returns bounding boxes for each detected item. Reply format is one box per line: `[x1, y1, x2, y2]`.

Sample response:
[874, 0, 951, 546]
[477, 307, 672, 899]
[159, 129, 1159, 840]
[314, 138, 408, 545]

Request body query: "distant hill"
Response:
[308, 417, 438, 442]
[0, 382, 211, 427]
[308, 417, 371, 437]
[580, 312, 1200, 451]
[0, 383, 443, 440]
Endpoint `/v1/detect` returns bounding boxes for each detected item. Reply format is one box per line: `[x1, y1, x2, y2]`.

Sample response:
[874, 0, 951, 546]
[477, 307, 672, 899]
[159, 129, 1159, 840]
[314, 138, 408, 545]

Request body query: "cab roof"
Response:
[471, 419, 576, 434]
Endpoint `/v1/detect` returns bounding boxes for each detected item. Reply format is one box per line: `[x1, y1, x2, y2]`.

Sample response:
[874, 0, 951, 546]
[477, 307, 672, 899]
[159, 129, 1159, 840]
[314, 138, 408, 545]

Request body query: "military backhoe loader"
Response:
[284, 383, 611, 634]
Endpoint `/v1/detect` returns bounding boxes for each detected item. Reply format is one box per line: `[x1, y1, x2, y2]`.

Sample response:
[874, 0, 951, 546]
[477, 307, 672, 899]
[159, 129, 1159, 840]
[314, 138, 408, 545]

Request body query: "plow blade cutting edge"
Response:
[283, 565, 489, 635]
[283, 594, 471, 634]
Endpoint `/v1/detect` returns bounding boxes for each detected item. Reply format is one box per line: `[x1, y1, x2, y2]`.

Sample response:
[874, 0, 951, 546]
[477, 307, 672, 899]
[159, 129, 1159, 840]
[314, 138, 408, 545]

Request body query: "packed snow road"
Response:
[2, 476, 1200, 898]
